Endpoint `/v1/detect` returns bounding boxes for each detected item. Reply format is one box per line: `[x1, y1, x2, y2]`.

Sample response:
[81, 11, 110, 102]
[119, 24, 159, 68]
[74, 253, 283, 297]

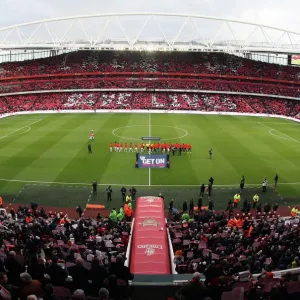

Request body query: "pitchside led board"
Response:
[137, 154, 168, 168]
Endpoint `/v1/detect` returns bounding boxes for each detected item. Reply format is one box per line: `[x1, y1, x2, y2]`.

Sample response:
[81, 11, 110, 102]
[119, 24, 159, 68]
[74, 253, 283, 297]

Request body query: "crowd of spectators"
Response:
[168, 206, 300, 299]
[0, 51, 300, 82]
[0, 50, 299, 120]
[1, 78, 300, 99]
[0, 92, 299, 120]
[0, 205, 133, 300]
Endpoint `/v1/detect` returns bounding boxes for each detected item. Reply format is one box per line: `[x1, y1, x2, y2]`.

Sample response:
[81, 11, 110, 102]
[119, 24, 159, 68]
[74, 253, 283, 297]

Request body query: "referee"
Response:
[88, 144, 92, 154]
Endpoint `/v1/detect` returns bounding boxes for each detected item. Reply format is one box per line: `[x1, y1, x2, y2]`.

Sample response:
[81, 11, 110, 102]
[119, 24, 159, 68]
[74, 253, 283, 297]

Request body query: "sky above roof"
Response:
[0, 0, 298, 31]
[0, 0, 298, 46]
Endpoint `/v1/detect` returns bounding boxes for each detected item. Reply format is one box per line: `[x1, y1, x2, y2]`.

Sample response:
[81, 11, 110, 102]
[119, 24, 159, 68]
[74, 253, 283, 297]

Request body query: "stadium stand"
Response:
[1, 92, 299, 120]
[0, 51, 300, 300]
[0, 51, 300, 82]
[0, 205, 133, 299]
[0, 199, 300, 300]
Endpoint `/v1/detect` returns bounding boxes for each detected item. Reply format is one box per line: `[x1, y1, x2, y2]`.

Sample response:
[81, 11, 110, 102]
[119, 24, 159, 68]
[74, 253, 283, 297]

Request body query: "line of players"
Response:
[109, 142, 192, 153]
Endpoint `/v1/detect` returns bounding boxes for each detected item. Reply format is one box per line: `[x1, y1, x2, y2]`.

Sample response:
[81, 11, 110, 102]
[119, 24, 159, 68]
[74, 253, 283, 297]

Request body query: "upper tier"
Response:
[0, 51, 299, 81]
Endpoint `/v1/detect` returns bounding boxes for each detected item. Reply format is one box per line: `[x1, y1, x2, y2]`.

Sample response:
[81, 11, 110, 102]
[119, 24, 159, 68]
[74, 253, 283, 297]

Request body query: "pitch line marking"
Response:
[258, 122, 297, 125]
[0, 119, 43, 140]
[5, 185, 26, 210]
[82, 189, 93, 217]
[112, 124, 188, 141]
[258, 122, 300, 144]
[0, 178, 299, 187]
[268, 129, 295, 142]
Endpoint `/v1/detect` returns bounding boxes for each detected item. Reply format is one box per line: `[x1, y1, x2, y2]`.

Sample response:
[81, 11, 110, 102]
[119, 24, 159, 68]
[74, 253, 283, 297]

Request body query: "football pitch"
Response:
[0, 113, 299, 211]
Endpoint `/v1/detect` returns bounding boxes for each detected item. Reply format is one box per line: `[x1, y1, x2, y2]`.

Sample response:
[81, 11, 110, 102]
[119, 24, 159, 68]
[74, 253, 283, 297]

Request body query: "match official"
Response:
[121, 187, 126, 202]
[200, 184, 205, 198]
[209, 148, 212, 159]
[92, 181, 98, 196]
[106, 185, 112, 202]
[240, 176, 245, 193]
[130, 186, 137, 201]
[274, 174, 279, 187]
[88, 144, 92, 154]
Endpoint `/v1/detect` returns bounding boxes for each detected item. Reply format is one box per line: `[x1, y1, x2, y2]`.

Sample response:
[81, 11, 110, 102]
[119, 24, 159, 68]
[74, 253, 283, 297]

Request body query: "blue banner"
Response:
[138, 154, 168, 168]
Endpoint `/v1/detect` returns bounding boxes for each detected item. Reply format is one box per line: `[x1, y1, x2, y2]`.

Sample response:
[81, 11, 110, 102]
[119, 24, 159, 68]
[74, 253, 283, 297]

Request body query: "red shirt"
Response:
[114, 143, 117, 147]
[110, 143, 112, 147]
[124, 143, 127, 148]
[141, 143, 144, 148]
[135, 144, 138, 148]
[130, 143, 132, 148]
[120, 143, 123, 148]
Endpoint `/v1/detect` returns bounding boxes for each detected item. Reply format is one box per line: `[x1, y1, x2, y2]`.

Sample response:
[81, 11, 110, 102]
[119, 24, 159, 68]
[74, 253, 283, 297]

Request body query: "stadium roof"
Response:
[0, 12, 300, 54]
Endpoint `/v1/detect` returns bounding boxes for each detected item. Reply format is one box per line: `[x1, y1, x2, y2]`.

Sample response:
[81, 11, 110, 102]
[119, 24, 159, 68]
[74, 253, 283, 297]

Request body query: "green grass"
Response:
[0, 113, 299, 210]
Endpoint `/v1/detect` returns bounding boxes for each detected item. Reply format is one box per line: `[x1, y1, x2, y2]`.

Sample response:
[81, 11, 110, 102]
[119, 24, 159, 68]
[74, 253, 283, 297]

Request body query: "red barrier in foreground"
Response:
[130, 196, 171, 274]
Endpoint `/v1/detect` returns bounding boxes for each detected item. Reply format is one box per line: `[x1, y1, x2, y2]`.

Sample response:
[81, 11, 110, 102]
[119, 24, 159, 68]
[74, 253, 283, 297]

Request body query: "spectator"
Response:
[0, 272, 11, 300]
[108, 255, 133, 284]
[103, 275, 126, 300]
[43, 284, 56, 300]
[67, 258, 89, 291]
[27, 295, 37, 300]
[175, 272, 208, 300]
[19, 272, 43, 299]
[45, 257, 68, 286]
[88, 258, 107, 296]
[5, 251, 24, 285]
[72, 289, 85, 300]
[98, 288, 110, 300]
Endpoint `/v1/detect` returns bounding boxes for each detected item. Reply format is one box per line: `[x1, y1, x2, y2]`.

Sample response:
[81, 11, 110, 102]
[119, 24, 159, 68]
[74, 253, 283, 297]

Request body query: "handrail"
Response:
[166, 218, 177, 275]
[124, 218, 135, 268]
[0, 71, 300, 86]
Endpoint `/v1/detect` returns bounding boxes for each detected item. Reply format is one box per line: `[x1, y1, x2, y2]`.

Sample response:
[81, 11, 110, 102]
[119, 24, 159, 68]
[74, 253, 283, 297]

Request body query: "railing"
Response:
[166, 218, 177, 275]
[124, 218, 135, 268]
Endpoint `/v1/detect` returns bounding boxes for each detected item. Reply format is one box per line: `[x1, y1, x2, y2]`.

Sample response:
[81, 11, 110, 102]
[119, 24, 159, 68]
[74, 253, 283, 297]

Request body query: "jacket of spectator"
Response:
[45, 258, 68, 286]
[5, 252, 24, 285]
[176, 272, 208, 300]
[67, 258, 89, 290]
[108, 256, 133, 284]
[88, 258, 107, 295]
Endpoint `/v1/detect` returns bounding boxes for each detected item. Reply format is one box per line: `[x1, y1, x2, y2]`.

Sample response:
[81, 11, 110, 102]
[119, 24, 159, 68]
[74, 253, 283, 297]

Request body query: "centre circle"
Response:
[112, 125, 188, 141]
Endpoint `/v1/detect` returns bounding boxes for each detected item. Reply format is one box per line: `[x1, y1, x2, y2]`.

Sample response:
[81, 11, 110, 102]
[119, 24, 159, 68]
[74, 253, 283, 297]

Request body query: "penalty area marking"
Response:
[0, 178, 299, 187]
[0, 119, 43, 140]
[269, 129, 296, 142]
[112, 124, 188, 141]
[258, 122, 300, 144]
